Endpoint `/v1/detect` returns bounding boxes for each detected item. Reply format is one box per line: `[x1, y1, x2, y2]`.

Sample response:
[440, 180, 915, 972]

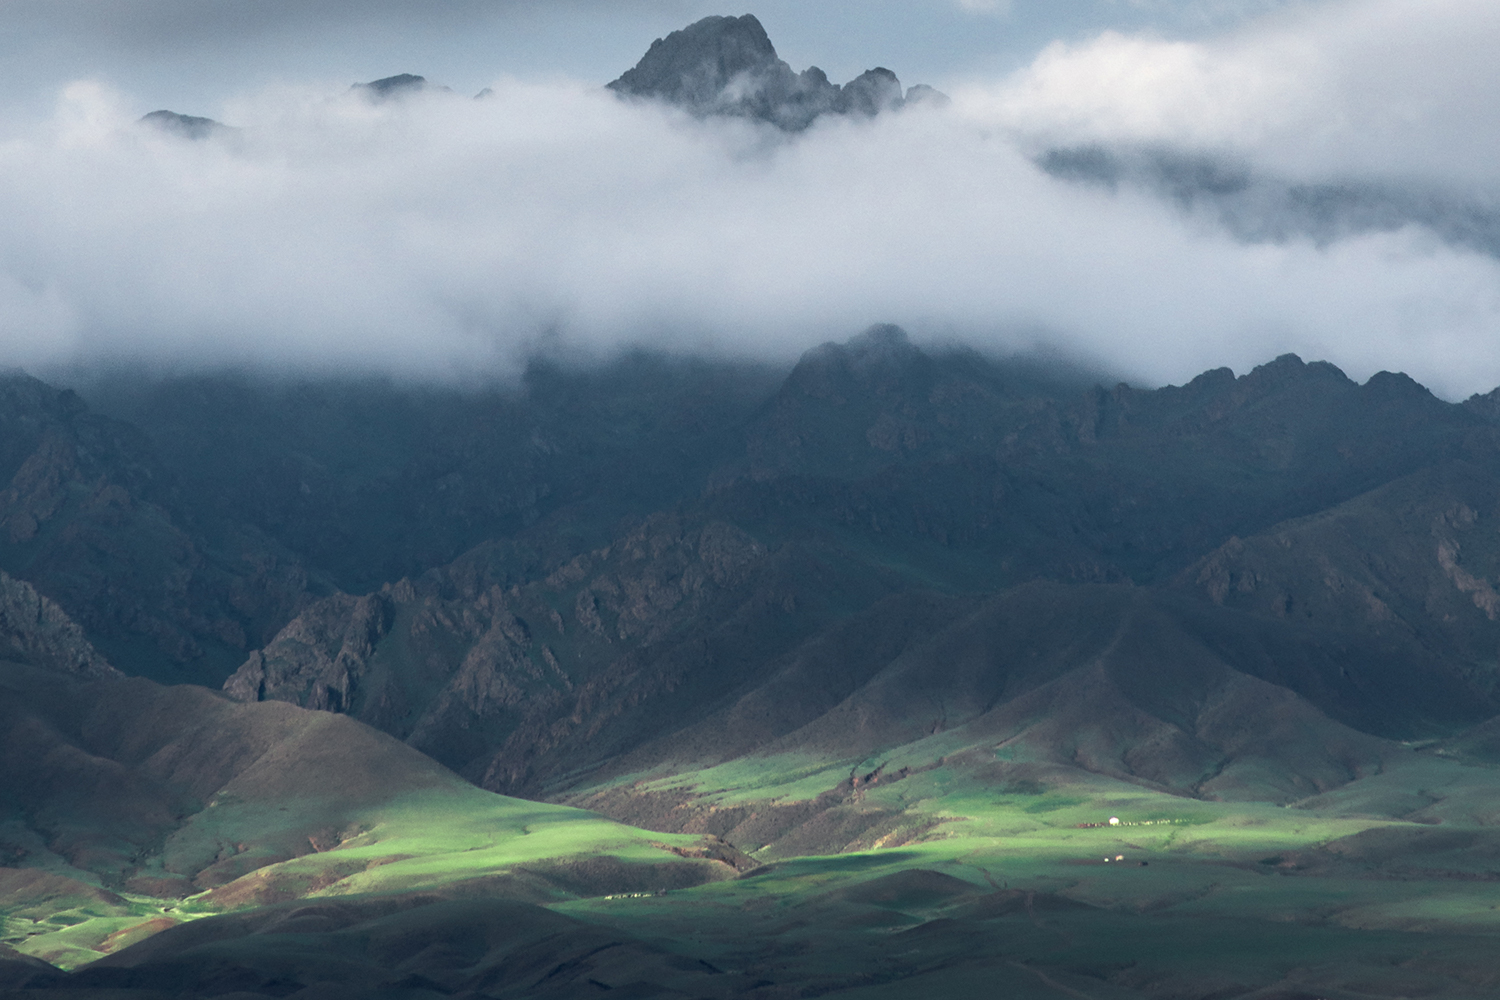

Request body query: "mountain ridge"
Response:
[13, 335, 1500, 995]
[607, 14, 940, 129]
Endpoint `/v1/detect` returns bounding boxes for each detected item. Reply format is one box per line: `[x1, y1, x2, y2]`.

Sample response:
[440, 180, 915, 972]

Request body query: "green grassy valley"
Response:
[11, 697, 1500, 997]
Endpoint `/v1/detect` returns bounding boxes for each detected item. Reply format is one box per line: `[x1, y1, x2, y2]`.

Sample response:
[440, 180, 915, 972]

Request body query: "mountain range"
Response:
[8, 13, 1500, 1000]
[8, 321, 1500, 995]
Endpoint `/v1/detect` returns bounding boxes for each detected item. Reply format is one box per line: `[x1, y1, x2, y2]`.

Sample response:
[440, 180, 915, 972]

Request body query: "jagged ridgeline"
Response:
[11, 326, 1500, 997]
[607, 14, 945, 129]
[138, 14, 946, 144]
[13, 324, 1500, 796]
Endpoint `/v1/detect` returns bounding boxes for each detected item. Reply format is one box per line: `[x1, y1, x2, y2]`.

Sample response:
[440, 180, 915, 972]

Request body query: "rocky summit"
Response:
[608, 14, 939, 129]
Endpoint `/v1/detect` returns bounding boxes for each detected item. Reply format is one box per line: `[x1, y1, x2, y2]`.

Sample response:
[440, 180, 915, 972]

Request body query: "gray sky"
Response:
[4, 0, 1500, 399]
[0, 0, 1308, 118]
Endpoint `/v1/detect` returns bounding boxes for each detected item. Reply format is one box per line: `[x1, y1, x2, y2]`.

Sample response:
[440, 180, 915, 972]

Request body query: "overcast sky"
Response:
[0, 1, 1309, 116]
[4, 0, 1500, 398]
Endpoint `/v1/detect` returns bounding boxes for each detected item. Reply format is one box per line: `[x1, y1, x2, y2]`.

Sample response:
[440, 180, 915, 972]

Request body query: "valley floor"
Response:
[7, 725, 1500, 999]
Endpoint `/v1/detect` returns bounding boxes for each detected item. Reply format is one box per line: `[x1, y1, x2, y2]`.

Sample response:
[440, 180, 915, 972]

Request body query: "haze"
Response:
[3, 0, 1500, 397]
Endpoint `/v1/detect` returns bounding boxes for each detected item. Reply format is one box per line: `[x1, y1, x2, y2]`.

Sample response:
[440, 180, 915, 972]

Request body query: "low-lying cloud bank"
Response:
[2, 0, 1500, 397]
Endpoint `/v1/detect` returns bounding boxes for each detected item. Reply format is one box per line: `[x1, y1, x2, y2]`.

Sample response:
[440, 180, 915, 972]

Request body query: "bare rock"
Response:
[0, 570, 116, 678]
[608, 14, 939, 130]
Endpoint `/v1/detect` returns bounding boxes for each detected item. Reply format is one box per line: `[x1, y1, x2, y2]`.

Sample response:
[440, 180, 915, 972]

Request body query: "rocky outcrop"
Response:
[224, 590, 394, 711]
[223, 513, 874, 791]
[0, 570, 116, 678]
[608, 14, 937, 130]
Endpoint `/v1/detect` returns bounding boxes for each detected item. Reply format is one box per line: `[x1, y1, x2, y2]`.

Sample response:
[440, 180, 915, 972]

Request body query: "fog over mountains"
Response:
[606, 14, 944, 130]
[1, 2, 1499, 395]
[7, 6, 1500, 997]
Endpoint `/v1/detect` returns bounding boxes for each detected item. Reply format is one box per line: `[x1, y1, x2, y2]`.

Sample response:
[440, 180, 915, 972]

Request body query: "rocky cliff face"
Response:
[0, 570, 115, 679]
[222, 514, 876, 792]
[608, 14, 935, 130]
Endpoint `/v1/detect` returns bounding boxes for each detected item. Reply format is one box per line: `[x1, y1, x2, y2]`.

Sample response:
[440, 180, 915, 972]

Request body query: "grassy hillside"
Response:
[0, 662, 741, 971]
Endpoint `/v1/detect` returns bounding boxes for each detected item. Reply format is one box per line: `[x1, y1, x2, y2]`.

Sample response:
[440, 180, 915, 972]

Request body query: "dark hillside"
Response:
[40, 328, 1466, 805]
[86, 354, 783, 594]
[9, 328, 1500, 811]
[0, 375, 317, 684]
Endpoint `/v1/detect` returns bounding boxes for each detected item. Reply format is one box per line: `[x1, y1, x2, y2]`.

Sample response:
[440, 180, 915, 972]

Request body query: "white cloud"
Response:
[2, 0, 1500, 398]
[974, 0, 1500, 185]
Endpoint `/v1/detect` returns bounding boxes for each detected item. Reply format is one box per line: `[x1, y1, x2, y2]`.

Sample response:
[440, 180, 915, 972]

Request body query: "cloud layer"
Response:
[2, 0, 1500, 397]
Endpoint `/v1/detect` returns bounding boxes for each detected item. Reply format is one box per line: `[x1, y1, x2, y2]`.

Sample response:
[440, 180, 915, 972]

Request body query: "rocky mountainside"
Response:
[0, 375, 319, 685]
[60, 326, 1475, 814]
[0, 570, 116, 680]
[9, 12, 1500, 995]
[608, 14, 941, 129]
[16, 330, 1500, 998]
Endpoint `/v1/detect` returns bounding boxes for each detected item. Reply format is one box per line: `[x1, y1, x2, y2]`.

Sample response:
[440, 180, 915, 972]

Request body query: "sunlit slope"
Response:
[547, 723, 1500, 998]
[16, 745, 1500, 998]
[583, 580, 1431, 817]
[0, 662, 736, 969]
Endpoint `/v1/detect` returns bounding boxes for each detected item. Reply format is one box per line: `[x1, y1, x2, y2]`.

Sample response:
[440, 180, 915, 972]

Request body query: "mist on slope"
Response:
[1, 0, 1499, 397]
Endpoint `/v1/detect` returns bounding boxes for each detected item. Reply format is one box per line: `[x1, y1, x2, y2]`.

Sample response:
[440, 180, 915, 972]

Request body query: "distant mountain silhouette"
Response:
[138, 110, 228, 140]
[353, 73, 452, 100]
[608, 14, 942, 129]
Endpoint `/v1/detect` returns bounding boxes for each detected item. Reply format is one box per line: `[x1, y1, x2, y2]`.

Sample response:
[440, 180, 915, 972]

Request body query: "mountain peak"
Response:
[608, 14, 940, 130]
[613, 15, 778, 99]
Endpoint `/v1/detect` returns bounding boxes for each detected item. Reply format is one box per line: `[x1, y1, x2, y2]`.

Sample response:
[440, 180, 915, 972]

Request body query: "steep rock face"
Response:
[0, 570, 116, 679]
[608, 14, 929, 130]
[224, 590, 394, 711]
[224, 513, 911, 792]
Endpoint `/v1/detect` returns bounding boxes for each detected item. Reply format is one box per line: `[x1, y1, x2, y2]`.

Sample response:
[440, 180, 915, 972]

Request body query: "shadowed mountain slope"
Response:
[0, 570, 117, 680]
[12, 341, 1500, 995]
[1175, 461, 1500, 689]
[0, 375, 319, 685]
[87, 354, 782, 596]
[637, 582, 1406, 797]
[180, 331, 1500, 809]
